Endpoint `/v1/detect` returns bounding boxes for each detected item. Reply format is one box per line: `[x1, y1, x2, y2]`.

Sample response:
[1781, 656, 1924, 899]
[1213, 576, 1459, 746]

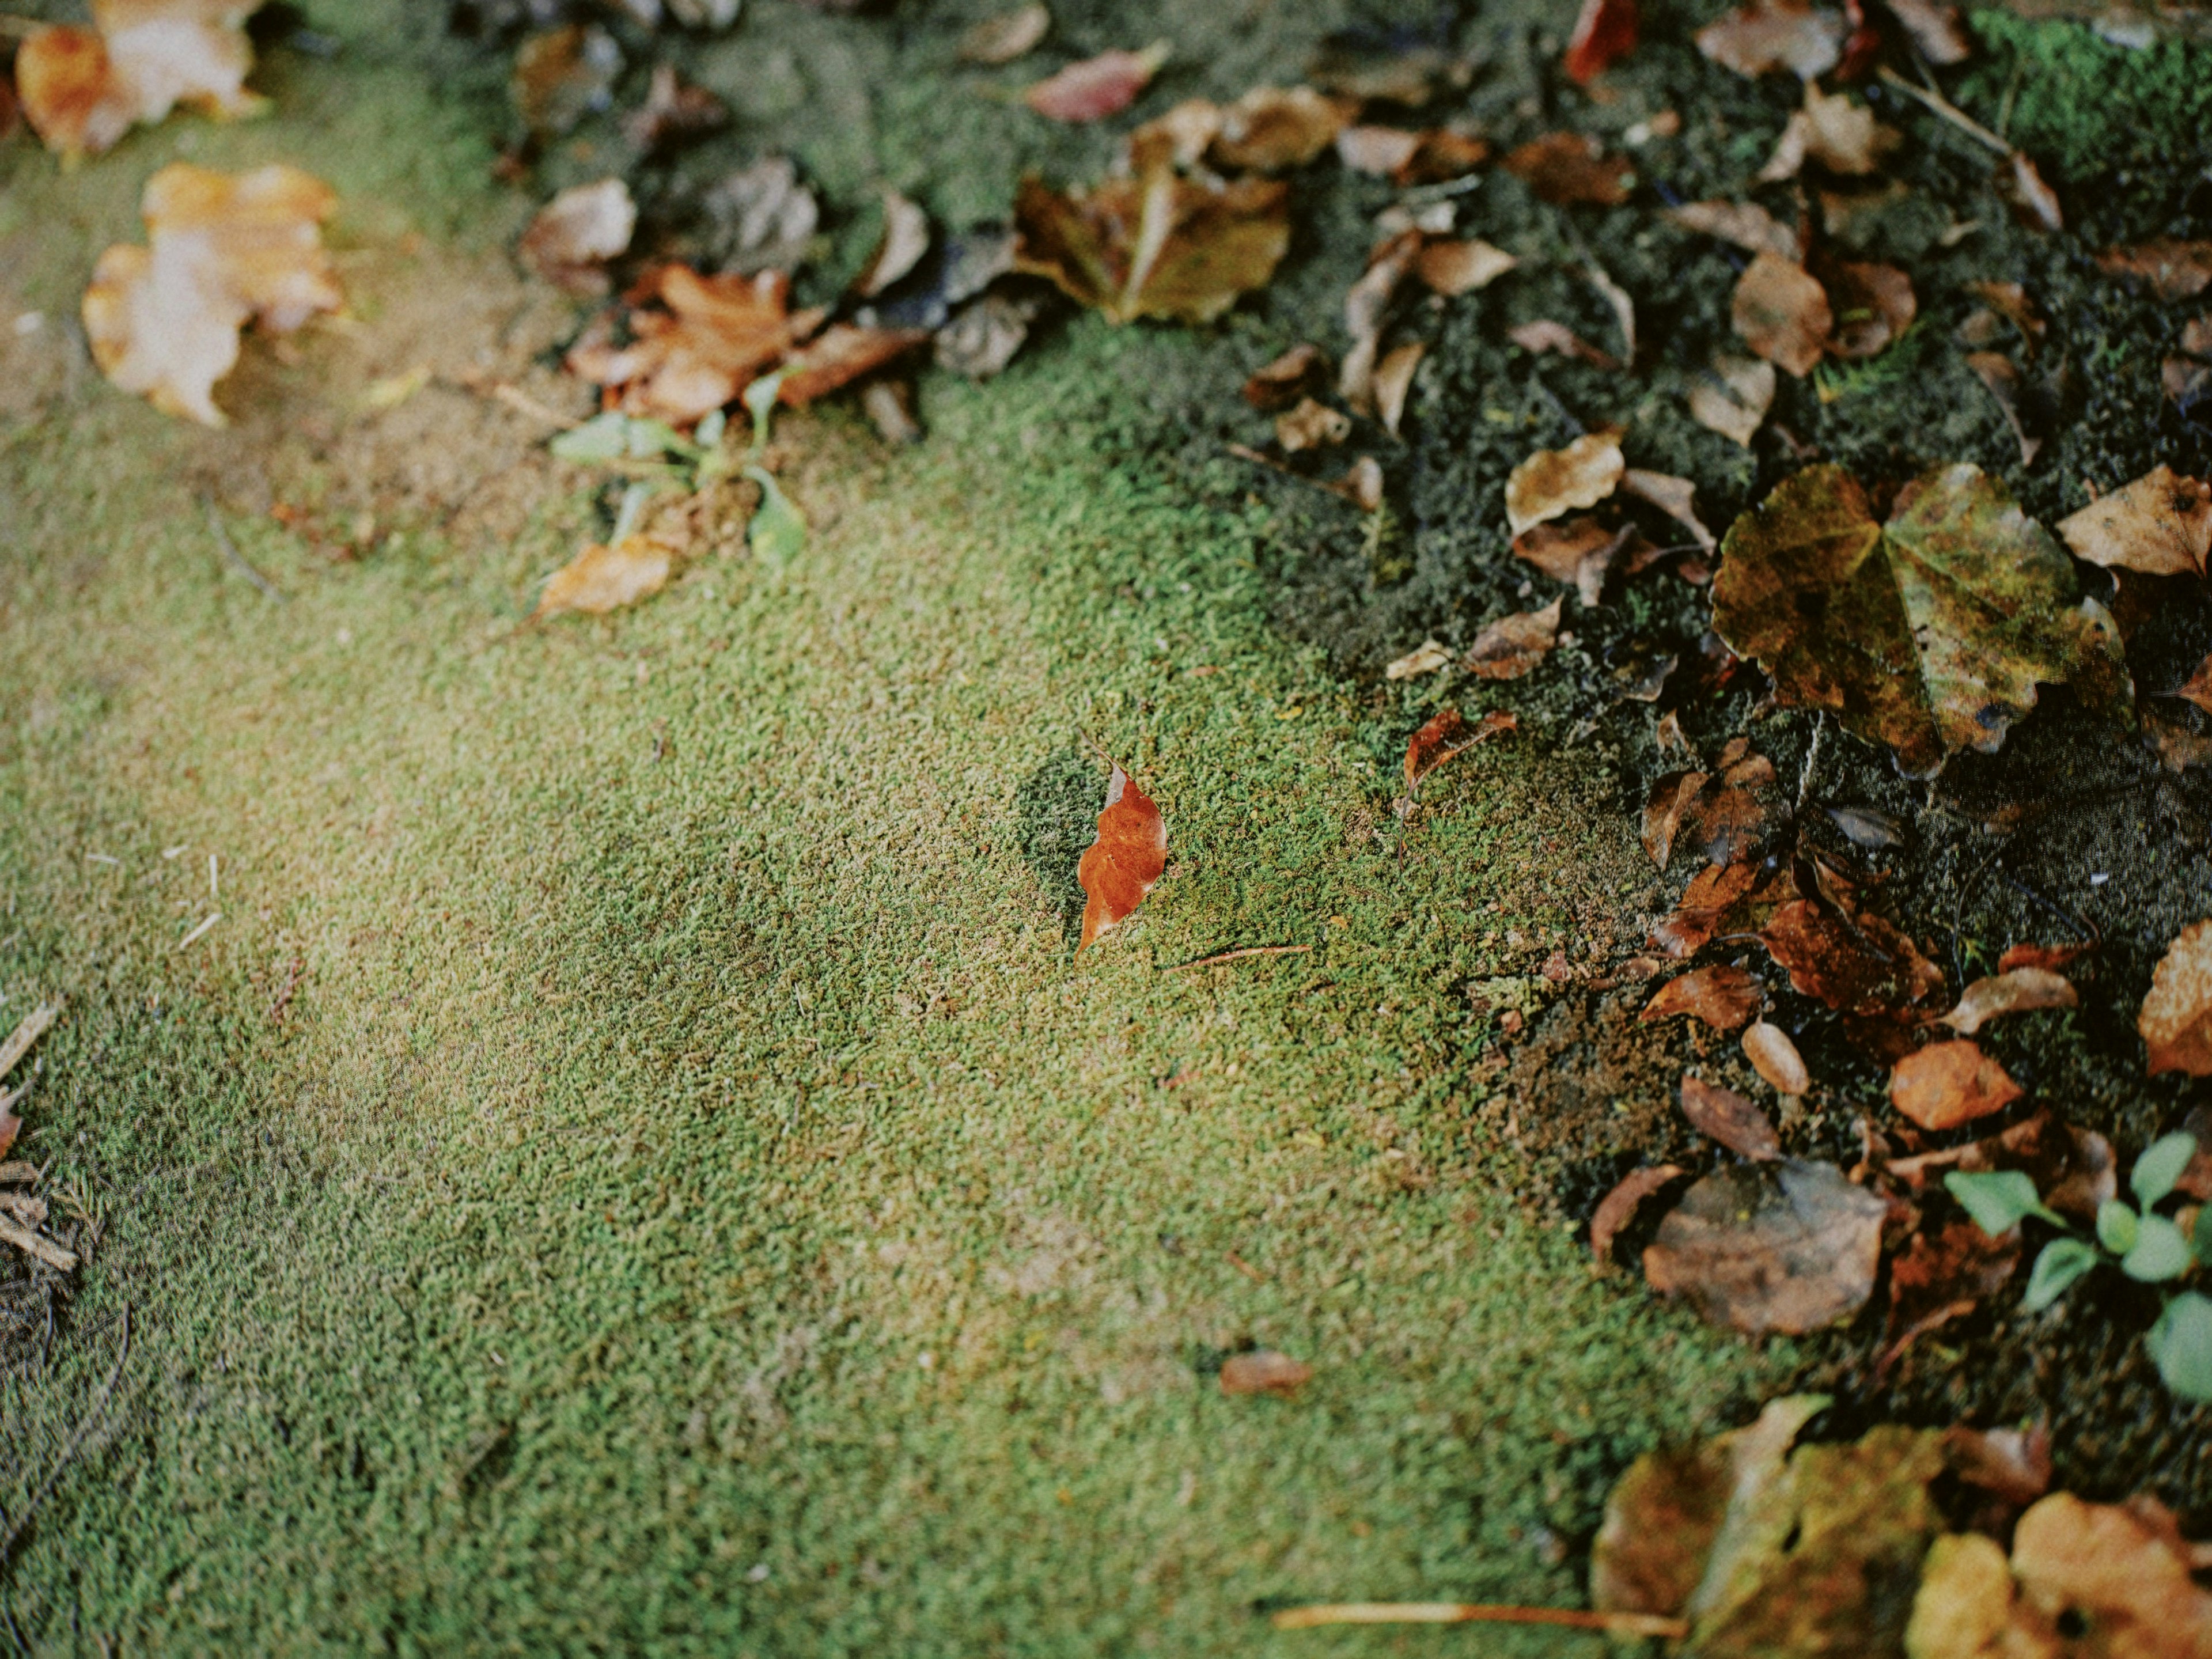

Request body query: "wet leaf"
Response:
[1818, 258, 1916, 359]
[1642, 964, 1762, 1031]
[1654, 861, 1774, 957]
[1941, 968, 2076, 1035]
[1760, 898, 1945, 1014]
[82, 162, 343, 427]
[520, 178, 637, 297]
[959, 3, 1050, 66]
[1711, 464, 2132, 777]
[1209, 86, 1351, 173]
[1241, 342, 1326, 410]
[1680, 1074, 1783, 1159]
[2096, 238, 2212, 302]
[1732, 252, 1832, 378]
[1891, 1038, 2022, 1130]
[532, 535, 676, 620]
[1743, 1020, 1809, 1094]
[1504, 431, 1624, 537]
[1023, 42, 1167, 123]
[1643, 1158, 1885, 1334]
[1590, 1164, 1688, 1266]
[1514, 517, 1637, 608]
[2058, 466, 2212, 578]
[1499, 132, 1634, 206]
[1563, 0, 1639, 84]
[567, 266, 797, 425]
[1668, 199, 1798, 261]
[2142, 922, 2212, 1077]
[1415, 238, 1517, 296]
[1695, 0, 1844, 79]
[1012, 168, 1290, 325]
[1077, 765, 1166, 952]
[1403, 707, 1515, 788]
[2010, 1490, 2212, 1634]
[1690, 353, 1778, 448]
[1643, 742, 1783, 870]
[1218, 1349, 1312, 1397]
[1463, 597, 1563, 680]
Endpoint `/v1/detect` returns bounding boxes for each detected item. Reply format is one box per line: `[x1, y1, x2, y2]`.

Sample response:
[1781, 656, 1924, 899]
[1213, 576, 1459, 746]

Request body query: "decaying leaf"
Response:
[959, 3, 1050, 65]
[1416, 238, 1517, 297]
[1508, 320, 1622, 371]
[853, 190, 931, 298]
[1681, 1074, 1783, 1159]
[1219, 1349, 1313, 1397]
[1272, 396, 1349, 453]
[1695, 0, 1844, 79]
[1922, 1111, 2115, 1222]
[1760, 897, 1945, 1014]
[1385, 128, 1490, 186]
[1743, 1020, 1809, 1094]
[1942, 1423, 2052, 1509]
[1242, 342, 1326, 410]
[1463, 597, 1563, 680]
[1372, 341, 1423, 436]
[1644, 1159, 1885, 1334]
[699, 157, 820, 276]
[1642, 964, 1761, 1031]
[777, 323, 930, 406]
[532, 533, 677, 621]
[1564, 0, 1639, 83]
[520, 177, 637, 296]
[1641, 741, 1782, 870]
[622, 63, 728, 154]
[1711, 463, 2132, 777]
[1591, 1165, 1687, 1266]
[1885, 1220, 2020, 1354]
[1013, 168, 1291, 325]
[1760, 85, 1899, 181]
[1622, 469, 1717, 551]
[1654, 861, 1775, 957]
[1964, 351, 2040, 469]
[1339, 230, 1419, 410]
[1024, 42, 1167, 123]
[1732, 252, 1833, 378]
[1669, 199, 1799, 262]
[1077, 764, 1167, 952]
[1210, 86, 1351, 173]
[1817, 258, 1916, 359]
[513, 24, 620, 138]
[567, 266, 798, 424]
[1891, 1038, 2023, 1131]
[1403, 707, 1515, 787]
[2058, 466, 2212, 578]
[1942, 968, 2076, 1034]
[82, 162, 342, 427]
[1690, 353, 1778, 448]
[1500, 133, 1634, 207]
[2005, 1493, 2212, 1652]
[1514, 517, 1636, 607]
[1504, 431, 1624, 537]
[2142, 920, 2212, 1077]
[17, 1, 267, 158]
[1384, 639, 1451, 680]
[2097, 238, 2212, 302]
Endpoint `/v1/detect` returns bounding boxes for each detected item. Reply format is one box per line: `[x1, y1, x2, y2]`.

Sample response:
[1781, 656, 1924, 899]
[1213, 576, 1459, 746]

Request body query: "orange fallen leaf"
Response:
[1590, 1164, 1686, 1264]
[1732, 251, 1832, 378]
[14, 26, 134, 157]
[1013, 167, 1290, 326]
[1998, 941, 2092, 975]
[1404, 707, 1516, 789]
[1514, 517, 1638, 607]
[1024, 41, 1168, 123]
[1504, 431, 1624, 538]
[1415, 237, 1518, 297]
[566, 265, 798, 425]
[1641, 964, 1760, 1031]
[1241, 342, 1326, 410]
[1743, 1019, 1809, 1094]
[1386, 129, 1490, 187]
[1564, 0, 1639, 83]
[16, 1, 266, 158]
[1219, 1349, 1312, 1397]
[1680, 1073, 1782, 1158]
[1463, 598, 1563, 680]
[1941, 968, 2076, 1035]
[1653, 861, 1772, 957]
[2058, 466, 2212, 578]
[532, 535, 677, 621]
[1501, 132, 1634, 206]
[1760, 899, 1945, 1015]
[82, 162, 342, 427]
[777, 323, 930, 407]
[1209, 86, 1351, 173]
[2141, 921, 2212, 1077]
[1891, 1038, 2022, 1130]
[1077, 764, 1166, 953]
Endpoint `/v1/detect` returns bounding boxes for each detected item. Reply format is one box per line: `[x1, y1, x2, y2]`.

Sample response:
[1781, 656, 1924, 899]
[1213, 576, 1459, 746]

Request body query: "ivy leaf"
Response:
[2149, 1292, 2212, 1402]
[1711, 464, 2133, 777]
[2024, 1237, 2099, 1311]
[1944, 1169, 2061, 1237]
[2134, 1130, 2201, 1209]
[2124, 1214, 2192, 1282]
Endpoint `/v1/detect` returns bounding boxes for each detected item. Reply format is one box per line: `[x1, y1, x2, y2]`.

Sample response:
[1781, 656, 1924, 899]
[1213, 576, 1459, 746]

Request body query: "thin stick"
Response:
[200, 498, 285, 601]
[0, 1215, 76, 1273]
[1876, 67, 2011, 157]
[1162, 945, 1314, 972]
[486, 381, 582, 430]
[0, 1306, 128, 1571]
[0, 1003, 56, 1082]
[1271, 1602, 1688, 1637]
[177, 912, 222, 951]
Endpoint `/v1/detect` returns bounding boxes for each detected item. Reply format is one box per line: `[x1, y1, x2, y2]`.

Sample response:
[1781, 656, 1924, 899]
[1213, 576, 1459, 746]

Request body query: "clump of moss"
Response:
[1959, 12, 2212, 186]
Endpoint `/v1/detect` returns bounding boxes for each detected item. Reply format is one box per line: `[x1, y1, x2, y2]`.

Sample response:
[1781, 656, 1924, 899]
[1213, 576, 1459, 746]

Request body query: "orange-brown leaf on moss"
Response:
[1505, 431, 1624, 538]
[1732, 252, 1832, 378]
[2141, 921, 2212, 1077]
[1942, 968, 2076, 1034]
[1642, 964, 1762, 1031]
[1023, 41, 1166, 122]
[566, 265, 798, 425]
[532, 535, 677, 621]
[1209, 86, 1352, 173]
[777, 323, 930, 407]
[1653, 861, 1769, 957]
[1501, 132, 1634, 206]
[1644, 1158, 1885, 1334]
[1463, 597, 1563, 680]
[1012, 168, 1290, 326]
[1564, 0, 1639, 83]
[1760, 899, 1945, 1015]
[1077, 765, 1166, 953]
[82, 162, 342, 427]
[1590, 1164, 1686, 1266]
[1415, 237, 1517, 297]
[2096, 238, 2212, 302]
[1817, 258, 1915, 359]
[1680, 1074, 1782, 1159]
[2058, 466, 2212, 578]
[1891, 1039, 2022, 1130]
[1403, 707, 1516, 789]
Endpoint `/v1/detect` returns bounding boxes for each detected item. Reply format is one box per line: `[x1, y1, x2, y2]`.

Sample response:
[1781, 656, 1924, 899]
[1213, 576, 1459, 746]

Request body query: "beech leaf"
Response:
[1076, 765, 1166, 953]
[2141, 920, 2212, 1077]
[1890, 1039, 2023, 1131]
[1941, 967, 2075, 1034]
[1504, 431, 1624, 537]
[1590, 1164, 1687, 1266]
[1731, 252, 1831, 378]
[2057, 465, 2212, 578]
[1645, 1160, 1884, 1334]
[1463, 597, 1563, 680]
[1742, 1020, 1809, 1094]
[1680, 1074, 1782, 1159]
[1642, 965, 1760, 1031]
[1012, 168, 1290, 326]
[1403, 707, 1515, 789]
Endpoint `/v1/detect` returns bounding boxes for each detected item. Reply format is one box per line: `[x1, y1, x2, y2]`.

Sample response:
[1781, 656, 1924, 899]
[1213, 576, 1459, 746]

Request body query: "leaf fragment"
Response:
[1218, 1349, 1313, 1397]
[1590, 1164, 1687, 1266]
[1642, 965, 1761, 1031]
[1403, 707, 1515, 788]
[520, 178, 637, 296]
[1012, 168, 1291, 325]
[1690, 353, 1778, 448]
[2141, 920, 2212, 1077]
[1023, 42, 1167, 123]
[1504, 431, 1624, 537]
[2058, 466, 2212, 578]
[1643, 1158, 1885, 1334]
[532, 535, 676, 621]
[959, 3, 1050, 66]
[1732, 252, 1832, 378]
[1891, 1039, 2023, 1131]
[1463, 597, 1563, 680]
[1241, 342, 1326, 410]
[1563, 0, 1639, 84]
[1499, 133, 1634, 206]
[2010, 1491, 2212, 1633]
[1941, 968, 2075, 1034]
[1514, 517, 1637, 608]
[1695, 0, 1844, 79]
[2096, 238, 2212, 302]
[1076, 766, 1166, 952]
[1680, 1074, 1783, 1159]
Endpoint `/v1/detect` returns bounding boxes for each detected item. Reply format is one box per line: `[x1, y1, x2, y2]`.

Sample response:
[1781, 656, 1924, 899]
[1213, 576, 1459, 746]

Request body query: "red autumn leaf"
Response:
[1998, 940, 2092, 975]
[1640, 964, 1760, 1031]
[1590, 1164, 1687, 1265]
[776, 323, 931, 407]
[1890, 1038, 2023, 1130]
[1680, 1074, 1782, 1160]
[1023, 42, 1168, 123]
[1403, 707, 1516, 790]
[1563, 0, 1639, 84]
[1076, 764, 1166, 953]
[1759, 899, 1945, 1015]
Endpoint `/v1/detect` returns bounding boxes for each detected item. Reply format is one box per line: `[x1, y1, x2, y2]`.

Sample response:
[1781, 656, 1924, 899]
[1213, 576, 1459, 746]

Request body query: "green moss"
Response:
[1959, 10, 2212, 184]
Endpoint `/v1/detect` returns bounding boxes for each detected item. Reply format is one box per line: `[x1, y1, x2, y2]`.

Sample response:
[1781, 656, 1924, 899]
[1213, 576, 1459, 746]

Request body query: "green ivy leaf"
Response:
[2097, 1200, 2141, 1255]
[2149, 1292, 2212, 1402]
[2125, 1214, 2193, 1282]
[2025, 1237, 2099, 1311]
[1945, 1171, 2061, 1238]
[2133, 1131, 2200, 1209]
[745, 467, 807, 570]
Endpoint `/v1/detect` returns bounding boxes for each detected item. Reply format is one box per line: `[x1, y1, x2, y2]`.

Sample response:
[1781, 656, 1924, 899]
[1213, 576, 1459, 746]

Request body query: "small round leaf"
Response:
[2124, 1214, 2194, 1282]
[2025, 1237, 2099, 1311]
[2133, 1131, 2200, 1209]
[2149, 1292, 2212, 1402]
[2097, 1199, 2141, 1255]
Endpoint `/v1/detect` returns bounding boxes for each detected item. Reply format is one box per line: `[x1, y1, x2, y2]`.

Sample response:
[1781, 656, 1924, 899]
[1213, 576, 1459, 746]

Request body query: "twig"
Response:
[0, 1003, 56, 1082]
[1271, 1602, 1689, 1637]
[0, 1306, 128, 1572]
[1876, 67, 2012, 157]
[0, 1215, 75, 1274]
[176, 913, 222, 951]
[1796, 713, 1827, 814]
[200, 498, 284, 601]
[1161, 945, 1314, 972]
[484, 381, 581, 430]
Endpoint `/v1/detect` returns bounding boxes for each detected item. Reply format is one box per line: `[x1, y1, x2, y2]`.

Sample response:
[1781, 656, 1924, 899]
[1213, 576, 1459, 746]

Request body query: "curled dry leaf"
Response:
[83, 162, 342, 428]
[853, 191, 931, 299]
[1372, 342, 1423, 437]
[1817, 259, 1915, 359]
[567, 266, 797, 425]
[1564, 0, 1639, 83]
[1274, 396, 1350, 453]
[1999, 941, 2092, 975]
[2142, 920, 2212, 1077]
[1964, 351, 2040, 469]
[1732, 252, 1832, 378]
[1761, 898, 1945, 1015]
[1695, 0, 1844, 78]
[1760, 85, 1898, 181]
[1403, 707, 1515, 788]
[959, 3, 1050, 65]
[1024, 42, 1167, 123]
[1463, 597, 1563, 680]
[778, 324, 930, 406]
[700, 157, 820, 276]
[1077, 765, 1166, 952]
[1668, 200, 1798, 262]
[1335, 124, 1421, 175]
[1384, 639, 1450, 680]
[1218, 1349, 1313, 1397]
[1500, 133, 1634, 207]
[1711, 463, 2133, 777]
[1942, 968, 2075, 1034]
[2176, 654, 2212, 714]
[1691, 354, 1778, 448]
[1339, 230, 1420, 410]
[2058, 466, 2212, 578]
[1622, 469, 1716, 551]
[1505, 431, 1624, 537]
[2097, 238, 2212, 302]
[532, 535, 676, 621]
[1514, 517, 1636, 608]
[17, 0, 266, 158]
[1891, 1038, 2022, 1130]
[623, 63, 728, 154]
[1743, 1020, 1809, 1094]
[1242, 342, 1326, 410]
[1591, 1165, 1687, 1266]
[1964, 280, 2046, 353]
[1642, 964, 1761, 1031]
[1210, 86, 1351, 173]
[1681, 1074, 1783, 1159]
[520, 178, 637, 297]
[1414, 238, 1517, 297]
[1643, 1158, 1885, 1334]
[1508, 320, 1621, 371]
[1013, 168, 1290, 325]
[1995, 151, 2063, 235]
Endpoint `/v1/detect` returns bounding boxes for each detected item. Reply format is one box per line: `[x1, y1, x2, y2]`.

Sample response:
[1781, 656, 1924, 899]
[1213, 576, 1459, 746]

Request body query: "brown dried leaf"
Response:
[1339, 230, 1421, 410]
[1218, 1349, 1313, 1397]
[1644, 1158, 1885, 1334]
[1996, 152, 2063, 234]
[1329, 456, 1385, 513]
[1507, 320, 1622, 371]
[1761, 899, 1945, 1015]
[1942, 1423, 2051, 1508]
[1743, 1020, 1810, 1094]
[1998, 941, 2092, 975]
[1668, 200, 1798, 262]
[1941, 1111, 2113, 1221]
[1590, 1164, 1688, 1266]
[1500, 132, 1634, 207]
[1885, 0, 1971, 63]
[700, 157, 820, 276]
[1390, 128, 1490, 186]
[2177, 654, 2212, 714]
[2142, 920, 2212, 1077]
[1819, 259, 1915, 359]
[1642, 965, 1762, 1031]
[1681, 1074, 1783, 1158]
[1732, 252, 1832, 378]
[1695, 0, 1844, 79]
[1012, 167, 1291, 326]
[1334, 125, 1422, 176]
[567, 266, 797, 425]
[1372, 342, 1424, 437]
[1415, 238, 1517, 297]
[1885, 1219, 2020, 1351]
[1124, 98, 1224, 172]
[1241, 342, 1326, 411]
[1942, 968, 2076, 1035]
[2097, 238, 2212, 302]
[1383, 639, 1451, 681]
[1654, 861, 1769, 957]
[778, 324, 930, 406]
[1642, 770, 1708, 870]
[1463, 597, 1563, 680]
[1024, 42, 1167, 123]
[520, 177, 636, 297]
[623, 63, 728, 154]
[1403, 707, 1516, 787]
[1077, 766, 1166, 953]
[14, 25, 134, 156]
[1691, 353, 1778, 448]
[1891, 1038, 2022, 1130]
[1504, 431, 1624, 537]
[533, 535, 677, 621]
[2010, 1493, 2212, 1645]
[1514, 516, 1634, 607]
[1761, 85, 1897, 181]
[2058, 466, 2212, 578]
[1622, 468, 1717, 551]
[959, 3, 1050, 66]
[1274, 396, 1350, 453]
[1964, 281, 2046, 354]
[20, 0, 268, 158]
[852, 191, 931, 299]
[82, 162, 343, 428]
[1210, 86, 1351, 173]
[1965, 351, 2041, 469]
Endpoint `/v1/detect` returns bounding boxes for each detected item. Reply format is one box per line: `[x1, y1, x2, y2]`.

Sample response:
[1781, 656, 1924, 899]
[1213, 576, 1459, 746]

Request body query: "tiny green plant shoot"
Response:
[1947, 1131, 2212, 1402]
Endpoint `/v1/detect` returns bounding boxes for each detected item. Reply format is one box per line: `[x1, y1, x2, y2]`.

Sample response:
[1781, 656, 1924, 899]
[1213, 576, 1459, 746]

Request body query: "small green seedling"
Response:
[1947, 1131, 2212, 1401]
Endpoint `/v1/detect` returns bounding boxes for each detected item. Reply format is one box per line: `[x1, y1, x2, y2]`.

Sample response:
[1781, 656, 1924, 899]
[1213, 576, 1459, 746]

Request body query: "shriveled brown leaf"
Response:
[14, 25, 134, 156]
[1504, 431, 1624, 537]
[1690, 353, 1778, 448]
[1883, 1219, 2021, 1365]
[1891, 1038, 2022, 1130]
[2098, 238, 2212, 302]
[1077, 765, 1166, 953]
[1760, 85, 1898, 181]
[567, 265, 797, 425]
[1922, 1110, 2114, 1221]
[1654, 861, 1772, 957]
[1012, 167, 1290, 325]
[1681, 1074, 1783, 1158]
[1998, 941, 2092, 975]
[1942, 1423, 2051, 1509]
[1514, 517, 1635, 607]
[1384, 638, 1451, 681]
[1743, 1020, 1809, 1094]
[1887, 0, 1971, 63]
[1642, 964, 1762, 1032]
[1404, 707, 1516, 787]
[2010, 1493, 2212, 1649]
[82, 162, 343, 428]
[2147, 706, 2212, 774]
[1415, 238, 1517, 297]
[1642, 770, 1707, 870]
[778, 324, 930, 406]
[513, 23, 620, 138]
[1668, 200, 1798, 262]
[1024, 42, 1167, 123]
[1500, 132, 1634, 206]
[1643, 742, 1782, 870]
[1372, 342, 1423, 437]
[1334, 124, 1422, 176]
[2142, 920, 2212, 1077]
[700, 157, 820, 276]
[1339, 230, 1421, 410]
[1732, 252, 1831, 378]
[1995, 151, 2063, 235]
[959, 3, 1050, 65]
[1590, 1164, 1688, 1266]
[1328, 456, 1384, 513]
[1622, 469, 1717, 551]
[1964, 351, 2041, 469]
[1760, 899, 1945, 1015]
[1219, 1349, 1313, 1397]
[852, 191, 931, 299]
[1242, 342, 1326, 411]
[520, 177, 636, 297]
[2058, 466, 2212, 578]
[1695, 0, 1844, 79]
[1942, 968, 2076, 1034]
[1463, 597, 1563, 680]
[1389, 128, 1490, 186]
[1818, 259, 1915, 359]
[1210, 86, 1351, 173]
[623, 63, 728, 154]
[533, 535, 677, 620]
[1644, 1158, 1885, 1334]
[1274, 396, 1350, 453]
[1508, 320, 1622, 371]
